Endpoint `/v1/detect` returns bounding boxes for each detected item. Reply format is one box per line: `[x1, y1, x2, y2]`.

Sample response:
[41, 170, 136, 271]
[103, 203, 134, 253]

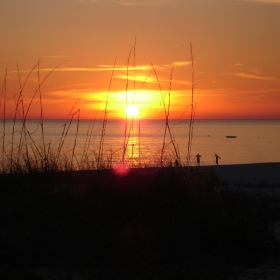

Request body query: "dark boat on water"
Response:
[226, 136, 237, 138]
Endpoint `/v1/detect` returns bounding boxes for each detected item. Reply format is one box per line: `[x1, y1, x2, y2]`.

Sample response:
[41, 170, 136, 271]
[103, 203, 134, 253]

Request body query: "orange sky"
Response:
[1, 0, 280, 120]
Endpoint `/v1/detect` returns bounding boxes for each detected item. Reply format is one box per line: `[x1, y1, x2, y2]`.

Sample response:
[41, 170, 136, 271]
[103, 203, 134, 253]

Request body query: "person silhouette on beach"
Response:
[196, 154, 201, 165]
[215, 154, 221, 165]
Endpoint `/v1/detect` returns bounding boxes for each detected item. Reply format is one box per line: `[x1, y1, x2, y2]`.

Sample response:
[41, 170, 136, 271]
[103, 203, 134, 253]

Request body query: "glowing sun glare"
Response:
[126, 105, 139, 117]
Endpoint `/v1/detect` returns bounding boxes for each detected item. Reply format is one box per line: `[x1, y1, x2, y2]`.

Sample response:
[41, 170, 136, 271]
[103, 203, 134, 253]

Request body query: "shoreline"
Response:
[212, 162, 280, 186]
[116, 162, 280, 186]
[1, 162, 280, 186]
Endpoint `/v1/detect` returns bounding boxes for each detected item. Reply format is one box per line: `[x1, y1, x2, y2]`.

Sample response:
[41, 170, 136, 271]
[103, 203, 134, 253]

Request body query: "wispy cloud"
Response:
[4, 64, 154, 74]
[172, 61, 191, 67]
[116, 74, 157, 83]
[54, 67, 106, 72]
[77, 0, 184, 6]
[107, 0, 173, 6]
[113, 75, 191, 86]
[98, 64, 152, 71]
[231, 63, 244, 67]
[3, 63, 192, 87]
[76, 0, 96, 3]
[2, 68, 99, 74]
[162, 61, 191, 69]
[224, 72, 278, 81]
[41, 55, 74, 59]
[238, 0, 280, 4]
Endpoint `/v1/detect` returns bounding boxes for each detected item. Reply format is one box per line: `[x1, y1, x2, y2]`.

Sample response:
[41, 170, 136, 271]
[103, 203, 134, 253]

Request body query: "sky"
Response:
[0, 0, 280, 120]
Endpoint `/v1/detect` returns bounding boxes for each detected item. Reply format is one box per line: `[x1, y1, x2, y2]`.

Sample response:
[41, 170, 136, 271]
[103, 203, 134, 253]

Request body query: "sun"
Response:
[125, 105, 139, 118]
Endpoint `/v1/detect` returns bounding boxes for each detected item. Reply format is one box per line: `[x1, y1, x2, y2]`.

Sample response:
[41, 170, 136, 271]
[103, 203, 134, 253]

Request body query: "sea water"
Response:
[1, 119, 279, 166]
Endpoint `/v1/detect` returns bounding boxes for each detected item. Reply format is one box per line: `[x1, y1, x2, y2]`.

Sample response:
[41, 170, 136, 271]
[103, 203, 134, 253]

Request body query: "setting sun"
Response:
[126, 105, 139, 118]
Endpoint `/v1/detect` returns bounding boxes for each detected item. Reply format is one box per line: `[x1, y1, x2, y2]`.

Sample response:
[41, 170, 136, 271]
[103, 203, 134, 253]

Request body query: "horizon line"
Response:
[1, 118, 280, 121]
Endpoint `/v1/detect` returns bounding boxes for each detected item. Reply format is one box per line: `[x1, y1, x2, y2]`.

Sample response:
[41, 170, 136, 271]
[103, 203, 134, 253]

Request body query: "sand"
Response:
[212, 162, 280, 186]
[1, 162, 280, 279]
[211, 163, 280, 279]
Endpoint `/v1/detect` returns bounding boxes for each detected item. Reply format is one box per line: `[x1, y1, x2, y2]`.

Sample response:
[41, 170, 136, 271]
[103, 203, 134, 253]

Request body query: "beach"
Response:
[212, 162, 280, 186]
[1, 162, 280, 279]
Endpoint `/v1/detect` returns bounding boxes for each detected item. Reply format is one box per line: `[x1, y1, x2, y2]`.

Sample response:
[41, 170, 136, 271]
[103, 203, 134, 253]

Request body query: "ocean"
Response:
[1, 119, 279, 167]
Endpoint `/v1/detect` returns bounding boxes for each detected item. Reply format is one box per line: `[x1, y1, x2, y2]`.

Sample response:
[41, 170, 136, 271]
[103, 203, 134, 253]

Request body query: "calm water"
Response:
[1, 119, 280, 166]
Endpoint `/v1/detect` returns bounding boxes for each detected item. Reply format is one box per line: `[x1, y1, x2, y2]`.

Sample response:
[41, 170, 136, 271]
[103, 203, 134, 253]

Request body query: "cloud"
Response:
[50, 64, 152, 73]
[116, 74, 157, 84]
[224, 72, 278, 81]
[98, 64, 152, 71]
[238, 0, 280, 4]
[107, 0, 173, 6]
[2, 68, 98, 74]
[76, 0, 96, 2]
[54, 67, 104, 72]
[76, 0, 169, 5]
[231, 63, 244, 67]
[172, 61, 192, 67]
[4, 64, 154, 74]
[41, 55, 74, 59]
[162, 61, 191, 69]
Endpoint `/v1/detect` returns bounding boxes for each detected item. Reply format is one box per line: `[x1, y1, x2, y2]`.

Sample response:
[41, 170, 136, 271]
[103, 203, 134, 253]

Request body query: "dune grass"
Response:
[0, 43, 198, 174]
[0, 167, 279, 279]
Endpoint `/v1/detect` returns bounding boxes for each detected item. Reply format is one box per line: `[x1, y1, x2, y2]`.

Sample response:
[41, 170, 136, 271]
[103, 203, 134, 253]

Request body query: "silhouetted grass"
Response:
[0, 167, 279, 279]
[0, 56, 185, 174]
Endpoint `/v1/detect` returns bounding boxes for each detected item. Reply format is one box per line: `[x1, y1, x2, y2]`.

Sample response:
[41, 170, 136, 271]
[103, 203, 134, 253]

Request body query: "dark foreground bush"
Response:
[0, 167, 279, 279]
